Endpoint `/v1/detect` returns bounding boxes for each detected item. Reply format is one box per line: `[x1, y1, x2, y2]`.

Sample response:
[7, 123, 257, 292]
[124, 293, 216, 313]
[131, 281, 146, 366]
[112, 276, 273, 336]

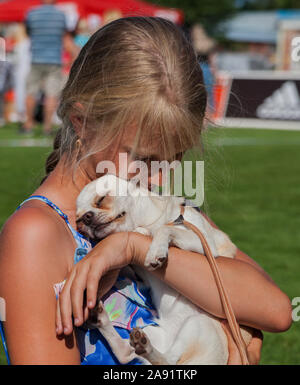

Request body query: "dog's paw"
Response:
[144, 244, 168, 270]
[129, 327, 152, 356]
[87, 301, 110, 328]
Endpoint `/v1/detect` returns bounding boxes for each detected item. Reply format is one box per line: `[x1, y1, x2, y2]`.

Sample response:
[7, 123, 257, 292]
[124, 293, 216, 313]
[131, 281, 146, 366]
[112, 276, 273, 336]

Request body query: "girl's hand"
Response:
[245, 328, 264, 365]
[221, 321, 263, 365]
[56, 231, 138, 335]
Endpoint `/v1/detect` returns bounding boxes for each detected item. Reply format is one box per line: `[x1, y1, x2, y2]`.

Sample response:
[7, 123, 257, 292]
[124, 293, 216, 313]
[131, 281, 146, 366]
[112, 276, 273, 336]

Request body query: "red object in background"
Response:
[0, 0, 41, 22]
[0, 0, 101, 22]
[62, 49, 72, 76]
[0, 0, 184, 24]
[84, 0, 184, 24]
[4, 90, 14, 102]
[3, 36, 15, 53]
[212, 74, 232, 122]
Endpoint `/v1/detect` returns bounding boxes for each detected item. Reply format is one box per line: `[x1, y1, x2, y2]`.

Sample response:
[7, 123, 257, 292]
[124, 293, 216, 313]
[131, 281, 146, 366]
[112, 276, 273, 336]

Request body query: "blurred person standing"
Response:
[12, 24, 31, 124]
[22, 0, 67, 135]
[191, 24, 216, 115]
[0, 34, 14, 127]
[74, 19, 90, 49]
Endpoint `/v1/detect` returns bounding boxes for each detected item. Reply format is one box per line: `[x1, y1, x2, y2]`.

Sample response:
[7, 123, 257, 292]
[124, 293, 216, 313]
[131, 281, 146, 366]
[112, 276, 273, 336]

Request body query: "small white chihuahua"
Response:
[76, 174, 251, 364]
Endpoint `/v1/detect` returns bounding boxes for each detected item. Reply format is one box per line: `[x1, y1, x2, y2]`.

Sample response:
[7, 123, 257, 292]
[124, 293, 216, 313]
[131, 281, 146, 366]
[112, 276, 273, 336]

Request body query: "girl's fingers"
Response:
[55, 298, 63, 335]
[83, 304, 90, 322]
[59, 269, 76, 335]
[86, 264, 104, 309]
[70, 264, 90, 326]
[247, 329, 263, 365]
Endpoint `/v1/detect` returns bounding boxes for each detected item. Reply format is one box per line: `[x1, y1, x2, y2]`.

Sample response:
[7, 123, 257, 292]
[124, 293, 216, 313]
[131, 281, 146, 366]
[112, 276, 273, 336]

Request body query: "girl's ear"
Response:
[70, 102, 85, 137]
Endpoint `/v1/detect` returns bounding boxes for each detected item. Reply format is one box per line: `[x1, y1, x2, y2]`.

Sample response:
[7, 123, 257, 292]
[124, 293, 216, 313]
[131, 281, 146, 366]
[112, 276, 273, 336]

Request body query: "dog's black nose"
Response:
[82, 211, 94, 225]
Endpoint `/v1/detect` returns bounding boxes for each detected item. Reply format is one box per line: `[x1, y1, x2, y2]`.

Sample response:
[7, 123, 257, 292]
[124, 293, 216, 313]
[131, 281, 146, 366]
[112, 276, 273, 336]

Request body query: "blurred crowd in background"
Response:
[0, 0, 102, 132]
[0, 0, 300, 133]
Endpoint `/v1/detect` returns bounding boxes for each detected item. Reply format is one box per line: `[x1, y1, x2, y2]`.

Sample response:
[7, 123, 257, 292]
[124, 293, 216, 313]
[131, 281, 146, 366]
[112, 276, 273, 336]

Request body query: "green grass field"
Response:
[0, 124, 299, 365]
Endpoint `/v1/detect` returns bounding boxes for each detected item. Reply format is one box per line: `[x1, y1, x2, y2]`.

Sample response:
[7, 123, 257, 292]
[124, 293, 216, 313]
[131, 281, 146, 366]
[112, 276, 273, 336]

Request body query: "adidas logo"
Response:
[256, 81, 300, 120]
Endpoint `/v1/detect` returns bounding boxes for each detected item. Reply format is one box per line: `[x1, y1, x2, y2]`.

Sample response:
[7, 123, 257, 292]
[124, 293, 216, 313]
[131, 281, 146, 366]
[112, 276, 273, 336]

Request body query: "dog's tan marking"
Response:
[93, 195, 114, 210]
[176, 343, 199, 365]
[217, 241, 236, 259]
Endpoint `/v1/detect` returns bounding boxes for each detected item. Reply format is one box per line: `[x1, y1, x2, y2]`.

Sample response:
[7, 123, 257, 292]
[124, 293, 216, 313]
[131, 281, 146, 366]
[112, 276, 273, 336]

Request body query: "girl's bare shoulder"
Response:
[0, 203, 75, 277]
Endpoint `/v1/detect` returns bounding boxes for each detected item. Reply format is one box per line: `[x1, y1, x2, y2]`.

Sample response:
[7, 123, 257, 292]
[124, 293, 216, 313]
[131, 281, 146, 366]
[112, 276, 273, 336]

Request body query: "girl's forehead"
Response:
[119, 123, 184, 159]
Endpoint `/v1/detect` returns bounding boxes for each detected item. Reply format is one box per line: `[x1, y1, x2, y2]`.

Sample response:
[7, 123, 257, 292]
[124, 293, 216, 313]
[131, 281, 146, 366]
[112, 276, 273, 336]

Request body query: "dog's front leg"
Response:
[145, 226, 204, 270]
[144, 226, 174, 270]
[168, 227, 206, 254]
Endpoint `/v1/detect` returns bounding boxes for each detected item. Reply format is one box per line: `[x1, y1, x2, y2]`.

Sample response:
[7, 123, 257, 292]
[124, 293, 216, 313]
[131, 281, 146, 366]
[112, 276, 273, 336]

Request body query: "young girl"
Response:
[0, 17, 291, 365]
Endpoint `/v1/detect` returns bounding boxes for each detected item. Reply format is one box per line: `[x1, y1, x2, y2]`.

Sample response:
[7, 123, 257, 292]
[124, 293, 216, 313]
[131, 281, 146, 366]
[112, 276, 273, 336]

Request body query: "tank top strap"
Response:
[17, 195, 68, 221]
[16, 195, 92, 258]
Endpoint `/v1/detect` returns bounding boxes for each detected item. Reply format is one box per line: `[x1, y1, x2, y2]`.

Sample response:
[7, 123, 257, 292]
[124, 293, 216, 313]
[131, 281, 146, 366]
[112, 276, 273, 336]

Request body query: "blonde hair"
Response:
[43, 16, 207, 182]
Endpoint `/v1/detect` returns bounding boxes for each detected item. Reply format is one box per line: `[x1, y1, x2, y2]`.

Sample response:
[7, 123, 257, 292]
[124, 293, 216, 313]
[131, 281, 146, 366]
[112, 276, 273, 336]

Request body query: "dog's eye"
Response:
[116, 211, 126, 219]
[96, 196, 105, 208]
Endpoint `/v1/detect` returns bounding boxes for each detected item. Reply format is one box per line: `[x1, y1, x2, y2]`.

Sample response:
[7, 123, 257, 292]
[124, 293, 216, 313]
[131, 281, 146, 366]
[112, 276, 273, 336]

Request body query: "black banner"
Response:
[225, 78, 300, 122]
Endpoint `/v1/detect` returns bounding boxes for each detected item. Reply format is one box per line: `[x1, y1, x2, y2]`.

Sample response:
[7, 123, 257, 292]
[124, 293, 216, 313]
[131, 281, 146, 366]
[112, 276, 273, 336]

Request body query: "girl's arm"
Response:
[57, 231, 292, 335]
[0, 208, 80, 364]
[132, 232, 292, 333]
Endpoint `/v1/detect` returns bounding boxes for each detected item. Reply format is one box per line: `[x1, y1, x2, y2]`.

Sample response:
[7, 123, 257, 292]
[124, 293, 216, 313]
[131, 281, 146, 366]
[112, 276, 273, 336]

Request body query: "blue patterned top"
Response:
[0, 195, 157, 365]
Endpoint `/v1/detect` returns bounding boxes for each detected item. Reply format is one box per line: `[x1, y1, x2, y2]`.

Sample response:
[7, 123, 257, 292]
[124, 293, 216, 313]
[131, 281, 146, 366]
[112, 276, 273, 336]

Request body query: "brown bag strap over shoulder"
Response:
[168, 205, 249, 365]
